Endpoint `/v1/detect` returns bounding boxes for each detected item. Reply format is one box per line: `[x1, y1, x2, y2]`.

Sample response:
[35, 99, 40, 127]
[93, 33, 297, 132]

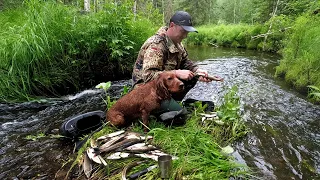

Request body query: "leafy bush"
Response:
[0, 0, 156, 102]
[308, 85, 320, 103]
[275, 14, 320, 96]
[185, 24, 282, 51]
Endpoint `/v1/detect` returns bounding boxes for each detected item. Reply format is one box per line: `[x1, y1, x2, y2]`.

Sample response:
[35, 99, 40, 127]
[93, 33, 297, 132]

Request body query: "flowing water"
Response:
[0, 47, 319, 179]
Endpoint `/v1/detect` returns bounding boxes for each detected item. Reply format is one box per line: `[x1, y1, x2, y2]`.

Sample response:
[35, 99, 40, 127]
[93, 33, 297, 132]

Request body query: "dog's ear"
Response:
[156, 75, 170, 99]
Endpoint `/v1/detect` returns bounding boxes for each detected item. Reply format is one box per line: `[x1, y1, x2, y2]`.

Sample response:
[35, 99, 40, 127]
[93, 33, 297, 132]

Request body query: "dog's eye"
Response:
[167, 77, 173, 80]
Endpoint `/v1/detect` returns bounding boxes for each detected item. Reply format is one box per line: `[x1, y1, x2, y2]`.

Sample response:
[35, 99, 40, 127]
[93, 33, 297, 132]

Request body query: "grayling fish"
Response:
[100, 138, 144, 153]
[96, 130, 125, 141]
[107, 152, 132, 160]
[106, 150, 178, 161]
[123, 132, 153, 141]
[90, 138, 98, 148]
[99, 134, 126, 150]
[83, 153, 93, 178]
[124, 142, 157, 153]
[87, 147, 107, 166]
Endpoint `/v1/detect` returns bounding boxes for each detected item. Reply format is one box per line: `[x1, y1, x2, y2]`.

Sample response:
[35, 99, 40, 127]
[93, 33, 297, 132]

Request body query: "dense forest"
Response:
[0, 0, 319, 102]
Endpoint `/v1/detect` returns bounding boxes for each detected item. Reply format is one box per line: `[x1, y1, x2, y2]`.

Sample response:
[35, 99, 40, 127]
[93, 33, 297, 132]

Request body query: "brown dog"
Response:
[106, 71, 184, 132]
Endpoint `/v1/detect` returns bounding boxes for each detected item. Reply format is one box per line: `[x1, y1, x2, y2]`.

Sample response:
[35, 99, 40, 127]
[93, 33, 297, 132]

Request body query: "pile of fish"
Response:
[200, 112, 225, 126]
[80, 130, 177, 179]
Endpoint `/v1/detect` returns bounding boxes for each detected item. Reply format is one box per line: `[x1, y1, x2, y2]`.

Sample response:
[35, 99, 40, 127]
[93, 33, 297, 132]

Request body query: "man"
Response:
[132, 11, 222, 123]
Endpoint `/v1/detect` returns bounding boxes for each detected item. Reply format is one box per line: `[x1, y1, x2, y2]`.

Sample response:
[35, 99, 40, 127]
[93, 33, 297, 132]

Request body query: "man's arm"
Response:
[141, 43, 165, 83]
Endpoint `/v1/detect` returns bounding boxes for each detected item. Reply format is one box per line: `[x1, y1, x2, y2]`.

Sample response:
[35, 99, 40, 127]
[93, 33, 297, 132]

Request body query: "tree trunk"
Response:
[84, 0, 90, 12]
[162, 0, 173, 25]
[233, 0, 236, 23]
[263, 0, 280, 51]
[133, 0, 137, 21]
[162, 0, 165, 24]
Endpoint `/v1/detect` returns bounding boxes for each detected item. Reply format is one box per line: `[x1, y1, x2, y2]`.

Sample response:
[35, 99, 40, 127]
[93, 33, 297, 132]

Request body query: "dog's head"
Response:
[157, 72, 184, 98]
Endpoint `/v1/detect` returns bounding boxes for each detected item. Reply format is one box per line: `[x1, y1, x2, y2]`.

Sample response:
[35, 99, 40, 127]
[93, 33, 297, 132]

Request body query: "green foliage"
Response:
[0, 0, 23, 10]
[95, 81, 115, 109]
[217, 86, 241, 122]
[136, 0, 163, 26]
[0, 0, 155, 102]
[25, 132, 63, 141]
[308, 85, 320, 103]
[25, 132, 46, 141]
[95, 81, 130, 109]
[186, 24, 278, 51]
[209, 86, 249, 145]
[275, 14, 320, 98]
[70, 87, 250, 179]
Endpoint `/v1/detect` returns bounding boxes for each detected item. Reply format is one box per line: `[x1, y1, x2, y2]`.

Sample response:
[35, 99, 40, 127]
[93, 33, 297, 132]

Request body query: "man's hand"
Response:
[174, 70, 195, 80]
[196, 69, 212, 82]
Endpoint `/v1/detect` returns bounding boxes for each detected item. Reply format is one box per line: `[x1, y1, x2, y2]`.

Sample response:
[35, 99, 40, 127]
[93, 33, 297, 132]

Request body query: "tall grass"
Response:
[275, 14, 320, 98]
[186, 14, 293, 53]
[0, 0, 156, 102]
[185, 23, 287, 52]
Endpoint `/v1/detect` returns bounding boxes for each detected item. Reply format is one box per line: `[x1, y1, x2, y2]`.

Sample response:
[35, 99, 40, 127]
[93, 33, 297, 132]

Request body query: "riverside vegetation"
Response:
[0, 0, 319, 103]
[185, 13, 320, 103]
[0, 0, 158, 101]
[66, 84, 251, 179]
[1, 0, 317, 178]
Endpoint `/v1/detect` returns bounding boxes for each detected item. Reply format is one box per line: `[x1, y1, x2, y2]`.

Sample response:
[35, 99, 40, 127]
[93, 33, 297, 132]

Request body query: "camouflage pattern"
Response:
[132, 26, 198, 86]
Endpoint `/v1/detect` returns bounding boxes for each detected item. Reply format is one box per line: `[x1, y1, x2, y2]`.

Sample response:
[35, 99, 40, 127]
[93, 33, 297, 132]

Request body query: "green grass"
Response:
[68, 86, 252, 179]
[0, 0, 157, 102]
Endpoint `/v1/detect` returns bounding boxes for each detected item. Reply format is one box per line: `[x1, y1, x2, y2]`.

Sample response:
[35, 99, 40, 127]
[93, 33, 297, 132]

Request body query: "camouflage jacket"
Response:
[132, 26, 198, 86]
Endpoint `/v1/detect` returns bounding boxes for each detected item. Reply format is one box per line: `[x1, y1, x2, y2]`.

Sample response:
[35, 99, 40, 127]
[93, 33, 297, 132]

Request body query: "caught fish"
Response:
[213, 120, 224, 125]
[147, 150, 179, 160]
[86, 148, 107, 166]
[106, 151, 177, 161]
[124, 132, 153, 141]
[201, 117, 206, 123]
[124, 142, 157, 153]
[96, 130, 125, 141]
[100, 138, 144, 153]
[200, 113, 217, 118]
[90, 139, 98, 148]
[107, 152, 132, 160]
[99, 134, 126, 150]
[83, 153, 93, 178]
[134, 153, 159, 161]
[106, 151, 159, 161]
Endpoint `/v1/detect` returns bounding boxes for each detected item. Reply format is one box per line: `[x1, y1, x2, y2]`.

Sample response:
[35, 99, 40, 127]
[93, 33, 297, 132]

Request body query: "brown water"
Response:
[0, 47, 319, 179]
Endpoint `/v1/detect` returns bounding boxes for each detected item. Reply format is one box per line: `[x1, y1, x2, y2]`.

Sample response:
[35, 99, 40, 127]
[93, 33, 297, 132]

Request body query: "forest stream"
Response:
[0, 47, 319, 179]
